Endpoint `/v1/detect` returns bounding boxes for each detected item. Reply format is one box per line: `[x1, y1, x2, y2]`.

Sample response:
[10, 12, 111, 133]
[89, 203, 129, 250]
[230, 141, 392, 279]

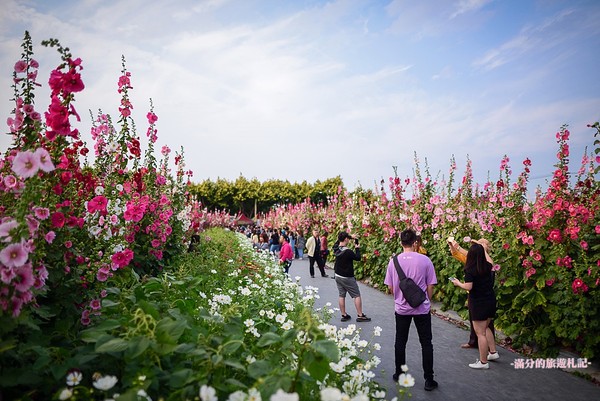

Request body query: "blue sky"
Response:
[1, 0, 599, 193]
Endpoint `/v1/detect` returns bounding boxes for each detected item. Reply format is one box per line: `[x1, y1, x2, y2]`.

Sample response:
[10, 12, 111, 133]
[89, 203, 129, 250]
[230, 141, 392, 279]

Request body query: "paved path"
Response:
[288, 257, 600, 401]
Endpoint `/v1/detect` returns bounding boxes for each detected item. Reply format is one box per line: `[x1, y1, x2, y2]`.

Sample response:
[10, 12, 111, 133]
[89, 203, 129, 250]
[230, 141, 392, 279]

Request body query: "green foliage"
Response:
[188, 176, 344, 217]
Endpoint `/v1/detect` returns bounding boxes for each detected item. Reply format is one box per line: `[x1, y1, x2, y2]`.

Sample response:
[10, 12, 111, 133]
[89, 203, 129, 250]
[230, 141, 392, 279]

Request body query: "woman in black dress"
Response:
[451, 243, 499, 369]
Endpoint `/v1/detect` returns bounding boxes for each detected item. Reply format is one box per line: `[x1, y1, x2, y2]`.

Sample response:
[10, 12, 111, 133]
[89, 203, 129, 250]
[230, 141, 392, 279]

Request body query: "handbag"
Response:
[393, 255, 427, 307]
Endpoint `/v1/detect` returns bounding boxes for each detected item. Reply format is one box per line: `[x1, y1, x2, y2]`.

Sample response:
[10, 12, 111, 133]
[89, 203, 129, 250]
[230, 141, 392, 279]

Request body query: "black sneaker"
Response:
[424, 379, 438, 391]
[341, 314, 351, 322]
[356, 314, 371, 322]
[392, 373, 399, 381]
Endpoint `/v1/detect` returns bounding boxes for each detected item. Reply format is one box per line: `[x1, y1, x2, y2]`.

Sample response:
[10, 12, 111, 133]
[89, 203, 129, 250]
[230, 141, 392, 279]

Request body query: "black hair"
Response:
[465, 243, 490, 276]
[400, 229, 417, 247]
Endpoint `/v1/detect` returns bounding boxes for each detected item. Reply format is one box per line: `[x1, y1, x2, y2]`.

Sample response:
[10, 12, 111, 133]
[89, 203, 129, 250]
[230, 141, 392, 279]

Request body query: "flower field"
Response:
[260, 124, 600, 359]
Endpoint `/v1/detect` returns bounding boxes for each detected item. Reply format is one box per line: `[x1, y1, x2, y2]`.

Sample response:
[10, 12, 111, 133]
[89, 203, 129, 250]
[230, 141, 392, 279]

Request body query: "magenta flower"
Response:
[14, 60, 27, 73]
[45, 231, 56, 244]
[3, 174, 18, 188]
[0, 243, 28, 268]
[547, 229, 562, 243]
[89, 299, 101, 310]
[13, 264, 34, 292]
[0, 219, 19, 240]
[96, 265, 110, 282]
[33, 207, 50, 220]
[34, 147, 55, 172]
[0, 266, 16, 284]
[12, 150, 40, 178]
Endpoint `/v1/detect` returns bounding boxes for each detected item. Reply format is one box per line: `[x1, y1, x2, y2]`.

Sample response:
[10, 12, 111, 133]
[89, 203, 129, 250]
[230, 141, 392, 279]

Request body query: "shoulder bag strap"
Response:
[392, 255, 407, 280]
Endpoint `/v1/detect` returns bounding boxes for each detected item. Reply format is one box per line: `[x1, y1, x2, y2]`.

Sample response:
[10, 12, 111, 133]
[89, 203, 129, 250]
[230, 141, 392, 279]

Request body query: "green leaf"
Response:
[224, 358, 245, 370]
[257, 332, 281, 347]
[125, 336, 151, 359]
[247, 360, 271, 378]
[101, 299, 120, 308]
[155, 317, 187, 344]
[95, 337, 129, 353]
[169, 368, 194, 388]
[311, 340, 339, 362]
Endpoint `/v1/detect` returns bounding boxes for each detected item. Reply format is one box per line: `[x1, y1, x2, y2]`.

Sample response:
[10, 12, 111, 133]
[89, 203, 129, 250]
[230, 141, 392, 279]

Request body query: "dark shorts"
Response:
[335, 275, 361, 298]
[469, 296, 496, 321]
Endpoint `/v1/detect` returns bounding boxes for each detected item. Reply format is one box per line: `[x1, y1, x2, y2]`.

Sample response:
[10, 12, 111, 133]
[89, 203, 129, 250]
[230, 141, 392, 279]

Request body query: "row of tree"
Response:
[187, 175, 346, 217]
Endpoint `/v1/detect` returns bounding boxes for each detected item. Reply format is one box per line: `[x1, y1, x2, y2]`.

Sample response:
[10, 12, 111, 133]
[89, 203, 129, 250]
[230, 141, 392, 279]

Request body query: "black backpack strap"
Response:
[392, 254, 407, 280]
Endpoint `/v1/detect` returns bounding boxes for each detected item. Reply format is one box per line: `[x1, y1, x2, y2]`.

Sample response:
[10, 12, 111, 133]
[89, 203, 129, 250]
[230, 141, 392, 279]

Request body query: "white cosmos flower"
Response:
[269, 389, 299, 401]
[281, 321, 294, 330]
[401, 364, 409, 372]
[227, 390, 246, 401]
[58, 388, 72, 400]
[66, 370, 82, 386]
[275, 313, 287, 324]
[244, 319, 255, 327]
[398, 373, 415, 387]
[373, 326, 382, 336]
[92, 375, 118, 390]
[247, 388, 262, 401]
[320, 387, 343, 401]
[200, 384, 218, 401]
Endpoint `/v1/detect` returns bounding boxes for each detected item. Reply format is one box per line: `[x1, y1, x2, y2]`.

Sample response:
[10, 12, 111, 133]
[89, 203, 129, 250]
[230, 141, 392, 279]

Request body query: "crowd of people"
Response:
[236, 223, 499, 392]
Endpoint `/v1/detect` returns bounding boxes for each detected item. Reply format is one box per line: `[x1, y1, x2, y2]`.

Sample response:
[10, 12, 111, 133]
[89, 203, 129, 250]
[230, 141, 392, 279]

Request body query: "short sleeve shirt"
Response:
[384, 252, 437, 315]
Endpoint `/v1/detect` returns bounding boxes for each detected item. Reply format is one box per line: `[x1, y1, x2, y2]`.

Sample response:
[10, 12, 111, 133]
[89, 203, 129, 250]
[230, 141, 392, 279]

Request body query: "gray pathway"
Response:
[288, 257, 600, 401]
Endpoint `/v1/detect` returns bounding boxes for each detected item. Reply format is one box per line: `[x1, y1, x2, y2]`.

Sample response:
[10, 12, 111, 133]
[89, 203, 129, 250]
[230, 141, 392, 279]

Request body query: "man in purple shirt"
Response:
[385, 228, 438, 391]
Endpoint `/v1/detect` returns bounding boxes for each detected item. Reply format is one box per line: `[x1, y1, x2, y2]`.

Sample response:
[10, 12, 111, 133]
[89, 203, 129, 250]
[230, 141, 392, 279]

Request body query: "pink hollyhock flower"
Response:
[51, 212, 66, 228]
[87, 195, 108, 213]
[96, 265, 110, 282]
[64, 241, 72, 249]
[0, 219, 19, 241]
[14, 60, 27, 73]
[45, 231, 56, 244]
[12, 150, 40, 178]
[3, 174, 18, 188]
[580, 241, 588, 250]
[546, 279, 555, 287]
[525, 267, 536, 278]
[81, 309, 91, 326]
[34, 147, 55, 172]
[547, 229, 562, 243]
[25, 215, 40, 234]
[33, 207, 50, 220]
[89, 299, 101, 310]
[155, 175, 167, 185]
[147, 112, 158, 124]
[111, 249, 134, 269]
[34, 265, 48, 289]
[0, 243, 29, 268]
[13, 264, 34, 292]
[0, 266, 16, 284]
[151, 239, 161, 248]
[572, 278, 589, 294]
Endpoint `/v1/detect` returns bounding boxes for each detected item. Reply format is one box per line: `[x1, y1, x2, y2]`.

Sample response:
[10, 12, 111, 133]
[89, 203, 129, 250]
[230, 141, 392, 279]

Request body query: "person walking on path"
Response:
[333, 231, 371, 322]
[448, 237, 496, 349]
[320, 231, 330, 264]
[306, 228, 328, 278]
[278, 234, 294, 274]
[385, 228, 438, 391]
[451, 242, 499, 369]
[295, 230, 306, 259]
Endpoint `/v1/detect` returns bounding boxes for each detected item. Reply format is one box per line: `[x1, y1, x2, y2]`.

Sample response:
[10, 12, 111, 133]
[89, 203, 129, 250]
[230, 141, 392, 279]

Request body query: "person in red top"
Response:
[279, 234, 294, 274]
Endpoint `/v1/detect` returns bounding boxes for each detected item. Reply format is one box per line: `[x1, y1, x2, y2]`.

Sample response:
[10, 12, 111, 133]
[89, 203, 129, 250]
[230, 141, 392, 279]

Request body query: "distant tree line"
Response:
[187, 175, 348, 217]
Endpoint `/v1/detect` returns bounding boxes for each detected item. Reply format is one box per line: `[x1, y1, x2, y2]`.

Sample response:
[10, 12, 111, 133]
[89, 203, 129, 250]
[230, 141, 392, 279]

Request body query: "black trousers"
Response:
[395, 312, 434, 381]
[308, 255, 326, 277]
